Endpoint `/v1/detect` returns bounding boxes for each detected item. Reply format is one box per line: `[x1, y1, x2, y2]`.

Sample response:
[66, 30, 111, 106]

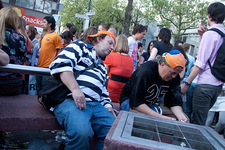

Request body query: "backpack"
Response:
[207, 28, 225, 82]
[38, 63, 96, 110]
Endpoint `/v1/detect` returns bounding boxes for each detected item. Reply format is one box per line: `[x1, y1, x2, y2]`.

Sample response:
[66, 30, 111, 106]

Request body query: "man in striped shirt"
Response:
[49, 30, 116, 150]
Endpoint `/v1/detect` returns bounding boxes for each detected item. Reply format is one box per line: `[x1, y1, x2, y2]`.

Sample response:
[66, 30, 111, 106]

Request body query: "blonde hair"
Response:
[0, 7, 19, 46]
[113, 34, 129, 54]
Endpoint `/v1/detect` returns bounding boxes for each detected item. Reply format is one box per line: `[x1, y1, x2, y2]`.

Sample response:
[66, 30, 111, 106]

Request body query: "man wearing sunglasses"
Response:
[120, 50, 189, 123]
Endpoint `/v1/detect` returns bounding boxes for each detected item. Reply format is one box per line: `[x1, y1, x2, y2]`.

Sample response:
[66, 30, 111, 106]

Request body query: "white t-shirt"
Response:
[127, 36, 138, 61]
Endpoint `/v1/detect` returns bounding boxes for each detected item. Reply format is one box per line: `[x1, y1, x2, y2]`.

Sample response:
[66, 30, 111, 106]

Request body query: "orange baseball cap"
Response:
[87, 30, 116, 43]
[162, 50, 185, 72]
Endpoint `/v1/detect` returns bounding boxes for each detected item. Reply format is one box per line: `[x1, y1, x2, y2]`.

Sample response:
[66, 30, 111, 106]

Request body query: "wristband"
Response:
[184, 81, 190, 86]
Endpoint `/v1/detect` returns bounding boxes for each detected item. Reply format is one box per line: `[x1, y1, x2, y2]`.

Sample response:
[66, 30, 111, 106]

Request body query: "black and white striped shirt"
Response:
[49, 40, 112, 108]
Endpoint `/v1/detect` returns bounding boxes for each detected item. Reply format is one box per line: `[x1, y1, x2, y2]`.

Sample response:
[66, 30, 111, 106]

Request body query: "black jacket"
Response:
[120, 61, 183, 108]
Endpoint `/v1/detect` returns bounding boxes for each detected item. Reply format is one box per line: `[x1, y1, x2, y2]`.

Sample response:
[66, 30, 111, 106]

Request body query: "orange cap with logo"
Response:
[87, 30, 116, 44]
[162, 50, 185, 72]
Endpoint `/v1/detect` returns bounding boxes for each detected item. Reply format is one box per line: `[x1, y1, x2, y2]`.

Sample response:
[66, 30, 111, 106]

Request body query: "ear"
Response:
[207, 14, 211, 19]
[97, 36, 102, 43]
[161, 62, 166, 67]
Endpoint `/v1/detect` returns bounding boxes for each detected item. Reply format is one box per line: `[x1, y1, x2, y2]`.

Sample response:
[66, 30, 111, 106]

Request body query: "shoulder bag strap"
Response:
[74, 63, 97, 78]
[207, 28, 225, 68]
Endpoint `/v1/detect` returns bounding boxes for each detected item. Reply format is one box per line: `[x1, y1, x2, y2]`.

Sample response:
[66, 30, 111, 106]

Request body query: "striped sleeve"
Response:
[50, 43, 83, 75]
[100, 86, 112, 108]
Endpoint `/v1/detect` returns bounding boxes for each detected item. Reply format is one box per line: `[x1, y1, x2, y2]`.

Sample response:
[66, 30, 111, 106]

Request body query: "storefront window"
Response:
[15, 0, 34, 9]
[43, 0, 51, 14]
[2, 0, 9, 3]
[35, 0, 44, 12]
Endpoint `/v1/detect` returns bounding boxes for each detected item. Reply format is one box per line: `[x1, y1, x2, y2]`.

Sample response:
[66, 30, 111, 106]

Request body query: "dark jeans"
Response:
[183, 84, 195, 121]
[191, 84, 222, 125]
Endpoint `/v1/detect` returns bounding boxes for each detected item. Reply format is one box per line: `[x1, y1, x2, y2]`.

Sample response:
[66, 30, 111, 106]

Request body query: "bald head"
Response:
[108, 28, 117, 37]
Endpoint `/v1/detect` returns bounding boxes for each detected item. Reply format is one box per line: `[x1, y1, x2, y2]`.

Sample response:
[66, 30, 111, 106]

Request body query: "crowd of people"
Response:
[0, 1, 225, 149]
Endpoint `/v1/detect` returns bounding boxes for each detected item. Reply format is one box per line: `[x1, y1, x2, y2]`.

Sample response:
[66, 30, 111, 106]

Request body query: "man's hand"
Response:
[177, 113, 190, 123]
[163, 115, 177, 121]
[106, 107, 116, 118]
[171, 106, 189, 123]
[181, 84, 189, 94]
[198, 20, 206, 37]
[72, 89, 86, 110]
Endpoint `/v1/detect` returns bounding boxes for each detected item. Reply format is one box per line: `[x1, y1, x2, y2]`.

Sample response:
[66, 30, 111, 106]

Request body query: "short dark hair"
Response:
[138, 43, 143, 49]
[132, 24, 147, 35]
[61, 31, 73, 42]
[158, 28, 171, 46]
[66, 23, 73, 29]
[99, 23, 110, 30]
[207, 2, 225, 24]
[157, 55, 166, 64]
[27, 25, 36, 41]
[174, 40, 184, 49]
[44, 16, 56, 30]
[69, 26, 77, 35]
[176, 45, 189, 66]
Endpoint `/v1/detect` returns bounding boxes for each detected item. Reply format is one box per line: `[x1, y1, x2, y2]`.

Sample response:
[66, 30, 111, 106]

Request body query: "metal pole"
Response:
[88, 0, 91, 12]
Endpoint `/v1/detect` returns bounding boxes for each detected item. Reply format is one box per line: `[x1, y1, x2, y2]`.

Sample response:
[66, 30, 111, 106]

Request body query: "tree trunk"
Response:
[123, 0, 133, 37]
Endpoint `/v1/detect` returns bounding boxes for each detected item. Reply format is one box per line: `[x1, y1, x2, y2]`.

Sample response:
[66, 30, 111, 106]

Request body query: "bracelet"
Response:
[184, 81, 191, 86]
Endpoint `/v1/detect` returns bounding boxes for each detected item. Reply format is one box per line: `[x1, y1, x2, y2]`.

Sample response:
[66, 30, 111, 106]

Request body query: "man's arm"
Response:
[181, 21, 206, 94]
[170, 106, 189, 123]
[138, 55, 145, 67]
[134, 104, 176, 120]
[99, 83, 116, 117]
[148, 47, 158, 61]
[104, 64, 109, 73]
[59, 71, 86, 110]
[181, 65, 201, 94]
[198, 20, 207, 45]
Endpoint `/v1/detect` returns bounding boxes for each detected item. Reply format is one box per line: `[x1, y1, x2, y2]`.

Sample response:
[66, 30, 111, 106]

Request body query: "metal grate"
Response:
[109, 111, 225, 150]
[132, 117, 216, 150]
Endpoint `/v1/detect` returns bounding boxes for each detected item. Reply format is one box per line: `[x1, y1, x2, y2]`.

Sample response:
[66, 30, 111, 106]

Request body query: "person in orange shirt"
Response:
[36, 16, 63, 94]
[104, 35, 134, 103]
[37, 16, 63, 68]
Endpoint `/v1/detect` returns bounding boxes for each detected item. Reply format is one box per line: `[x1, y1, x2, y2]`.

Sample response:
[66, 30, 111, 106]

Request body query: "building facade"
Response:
[2, 0, 63, 32]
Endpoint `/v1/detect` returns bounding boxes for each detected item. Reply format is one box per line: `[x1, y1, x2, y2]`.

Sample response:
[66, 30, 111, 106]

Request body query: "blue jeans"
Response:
[120, 99, 130, 111]
[54, 99, 115, 150]
[183, 84, 195, 120]
[120, 99, 162, 114]
[133, 60, 137, 72]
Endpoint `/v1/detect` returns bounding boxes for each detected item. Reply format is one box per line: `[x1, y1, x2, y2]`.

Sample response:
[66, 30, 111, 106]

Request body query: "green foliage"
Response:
[59, 0, 89, 34]
[60, 0, 211, 39]
[91, 0, 125, 32]
[60, 0, 126, 34]
[144, 0, 209, 40]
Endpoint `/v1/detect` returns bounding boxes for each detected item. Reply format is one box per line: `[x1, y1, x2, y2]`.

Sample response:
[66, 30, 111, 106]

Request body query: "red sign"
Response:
[12, 6, 44, 27]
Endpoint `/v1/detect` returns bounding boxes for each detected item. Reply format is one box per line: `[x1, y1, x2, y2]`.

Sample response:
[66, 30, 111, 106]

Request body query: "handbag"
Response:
[38, 63, 96, 110]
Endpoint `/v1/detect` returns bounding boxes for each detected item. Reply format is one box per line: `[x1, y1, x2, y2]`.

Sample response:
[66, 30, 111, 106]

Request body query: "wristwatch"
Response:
[184, 81, 191, 86]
